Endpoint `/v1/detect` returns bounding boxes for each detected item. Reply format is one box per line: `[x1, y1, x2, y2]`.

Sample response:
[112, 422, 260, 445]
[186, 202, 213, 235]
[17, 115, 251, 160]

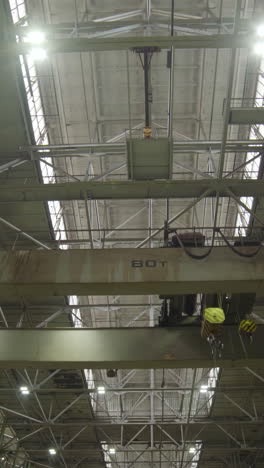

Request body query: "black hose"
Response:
[173, 230, 214, 260]
[216, 228, 262, 258]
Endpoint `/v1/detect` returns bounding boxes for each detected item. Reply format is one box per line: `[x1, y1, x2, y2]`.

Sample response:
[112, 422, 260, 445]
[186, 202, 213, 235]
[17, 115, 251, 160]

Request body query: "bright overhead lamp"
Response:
[256, 24, 264, 38]
[20, 386, 30, 395]
[189, 447, 196, 454]
[253, 42, 264, 56]
[200, 385, 208, 393]
[97, 386, 105, 395]
[109, 448, 116, 455]
[28, 47, 47, 61]
[25, 30, 46, 44]
[48, 448, 57, 455]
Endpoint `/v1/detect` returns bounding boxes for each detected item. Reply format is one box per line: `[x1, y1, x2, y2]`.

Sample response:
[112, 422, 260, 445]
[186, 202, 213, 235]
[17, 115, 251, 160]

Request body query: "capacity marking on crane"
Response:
[131, 260, 167, 268]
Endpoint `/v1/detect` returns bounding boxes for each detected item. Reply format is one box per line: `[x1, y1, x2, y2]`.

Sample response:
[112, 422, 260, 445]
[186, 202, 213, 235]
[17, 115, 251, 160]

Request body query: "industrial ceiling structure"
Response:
[1, 0, 264, 467]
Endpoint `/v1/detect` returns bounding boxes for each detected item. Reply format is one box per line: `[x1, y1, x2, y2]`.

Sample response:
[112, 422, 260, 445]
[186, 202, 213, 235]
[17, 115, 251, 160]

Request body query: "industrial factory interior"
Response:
[2, 0, 264, 467]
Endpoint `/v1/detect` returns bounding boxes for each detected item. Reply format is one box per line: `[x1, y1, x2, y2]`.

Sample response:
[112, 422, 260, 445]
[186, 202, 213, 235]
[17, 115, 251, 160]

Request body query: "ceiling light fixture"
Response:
[189, 447, 196, 454]
[25, 31, 46, 44]
[28, 47, 47, 61]
[200, 385, 208, 393]
[256, 24, 264, 38]
[97, 386, 105, 394]
[48, 448, 56, 455]
[20, 386, 30, 395]
[253, 42, 264, 56]
[109, 448, 116, 454]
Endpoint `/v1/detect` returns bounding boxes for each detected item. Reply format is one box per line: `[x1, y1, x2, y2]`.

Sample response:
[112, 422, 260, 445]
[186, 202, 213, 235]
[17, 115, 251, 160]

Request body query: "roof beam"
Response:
[6, 419, 264, 428]
[0, 247, 264, 296]
[0, 386, 262, 394]
[1, 34, 251, 55]
[15, 18, 251, 33]
[0, 327, 262, 369]
[0, 179, 264, 201]
[18, 139, 264, 156]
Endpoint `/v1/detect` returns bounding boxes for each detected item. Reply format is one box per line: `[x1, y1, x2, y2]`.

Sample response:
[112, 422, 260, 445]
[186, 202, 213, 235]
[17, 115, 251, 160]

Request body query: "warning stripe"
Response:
[204, 308, 225, 324]
[240, 320, 257, 333]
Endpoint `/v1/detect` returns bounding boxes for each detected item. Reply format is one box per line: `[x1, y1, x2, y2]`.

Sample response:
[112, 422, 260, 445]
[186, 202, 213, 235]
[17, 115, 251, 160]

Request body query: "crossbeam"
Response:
[0, 247, 263, 296]
[229, 107, 264, 125]
[19, 139, 264, 153]
[0, 179, 264, 202]
[0, 327, 262, 369]
[15, 18, 251, 33]
[0, 34, 250, 55]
